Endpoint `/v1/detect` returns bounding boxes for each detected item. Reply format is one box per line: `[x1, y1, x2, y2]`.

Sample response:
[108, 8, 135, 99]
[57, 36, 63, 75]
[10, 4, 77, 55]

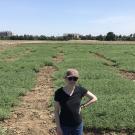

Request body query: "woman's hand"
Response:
[56, 127, 63, 135]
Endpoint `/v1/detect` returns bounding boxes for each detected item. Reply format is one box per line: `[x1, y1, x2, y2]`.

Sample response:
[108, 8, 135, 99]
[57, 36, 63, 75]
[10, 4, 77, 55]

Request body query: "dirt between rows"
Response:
[1, 66, 57, 135]
[0, 42, 133, 135]
[89, 51, 135, 81]
[0, 53, 64, 135]
[1, 40, 135, 46]
[0, 40, 49, 52]
[0, 42, 60, 134]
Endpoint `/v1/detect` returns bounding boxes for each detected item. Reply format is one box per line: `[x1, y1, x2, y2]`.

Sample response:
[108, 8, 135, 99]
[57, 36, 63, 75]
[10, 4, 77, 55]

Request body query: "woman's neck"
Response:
[64, 85, 75, 92]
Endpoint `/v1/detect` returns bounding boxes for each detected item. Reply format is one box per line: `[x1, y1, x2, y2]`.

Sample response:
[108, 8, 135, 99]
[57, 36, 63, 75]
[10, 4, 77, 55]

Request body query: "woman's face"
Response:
[65, 76, 78, 86]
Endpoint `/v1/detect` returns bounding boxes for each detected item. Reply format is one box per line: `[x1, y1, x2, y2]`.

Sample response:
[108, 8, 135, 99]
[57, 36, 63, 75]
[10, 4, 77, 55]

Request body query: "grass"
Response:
[0, 43, 135, 133]
[0, 127, 6, 135]
[0, 44, 58, 120]
[52, 44, 135, 133]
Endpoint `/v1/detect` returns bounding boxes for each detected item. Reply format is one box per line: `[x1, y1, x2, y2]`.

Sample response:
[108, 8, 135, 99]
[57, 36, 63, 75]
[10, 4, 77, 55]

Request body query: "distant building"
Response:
[63, 33, 80, 39]
[0, 31, 13, 37]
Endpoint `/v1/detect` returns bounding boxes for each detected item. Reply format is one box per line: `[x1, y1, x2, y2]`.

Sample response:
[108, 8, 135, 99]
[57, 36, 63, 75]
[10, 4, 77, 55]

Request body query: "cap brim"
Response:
[66, 75, 79, 77]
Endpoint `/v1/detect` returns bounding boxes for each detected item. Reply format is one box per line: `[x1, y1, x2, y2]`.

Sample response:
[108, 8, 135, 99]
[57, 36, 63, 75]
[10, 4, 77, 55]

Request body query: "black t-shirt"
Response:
[54, 85, 88, 127]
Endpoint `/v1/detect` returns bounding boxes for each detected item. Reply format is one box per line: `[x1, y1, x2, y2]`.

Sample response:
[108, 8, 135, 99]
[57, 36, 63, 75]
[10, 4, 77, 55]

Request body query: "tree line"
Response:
[1, 32, 135, 41]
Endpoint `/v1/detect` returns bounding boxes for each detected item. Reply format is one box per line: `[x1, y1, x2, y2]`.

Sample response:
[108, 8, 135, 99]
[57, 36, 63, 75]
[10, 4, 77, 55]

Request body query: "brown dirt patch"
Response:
[1, 40, 135, 46]
[120, 70, 135, 80]
[0, 46, 64, 135]
[84, 127, 132, 135]
[52, 54, 64, 63]
[3, 56, 18, 62]
[89, 51, 135, 81]
[2, 50, 32, 62]
[0, 43, 16, 52]
[1, 66, 57, 135]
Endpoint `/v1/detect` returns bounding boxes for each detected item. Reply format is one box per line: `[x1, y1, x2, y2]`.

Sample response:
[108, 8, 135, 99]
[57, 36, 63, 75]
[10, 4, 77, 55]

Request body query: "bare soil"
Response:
[0, 53, 64, 135]
[120, 70, 135, 80]
[1, 40, 135, 46]
[1, 66, 57, 135]
[89, 51, 135, 81]
[0, 41, 134, 135]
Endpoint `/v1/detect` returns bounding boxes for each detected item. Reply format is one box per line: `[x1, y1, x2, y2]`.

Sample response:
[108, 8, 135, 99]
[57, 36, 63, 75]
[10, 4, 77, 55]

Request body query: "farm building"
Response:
[0, 31, 13, 37]
[63, 33, 80, 39]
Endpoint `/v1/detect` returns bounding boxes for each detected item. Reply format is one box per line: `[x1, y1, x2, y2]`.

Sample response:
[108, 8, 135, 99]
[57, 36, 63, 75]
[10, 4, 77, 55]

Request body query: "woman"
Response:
[54, 68, 97, 135]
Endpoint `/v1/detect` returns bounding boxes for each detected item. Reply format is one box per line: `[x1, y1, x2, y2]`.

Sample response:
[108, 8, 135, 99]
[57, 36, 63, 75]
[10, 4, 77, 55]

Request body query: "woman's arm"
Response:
[54, 101, 63, 135]
[81, 91, 97, 109]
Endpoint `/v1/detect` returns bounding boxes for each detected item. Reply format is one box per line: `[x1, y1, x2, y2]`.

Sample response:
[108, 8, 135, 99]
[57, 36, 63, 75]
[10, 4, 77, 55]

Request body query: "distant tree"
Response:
[24, 35, 28, 40]
[121, 35, 127, 41]
[96, 35, 104, 41]
[117, 35, 122, 40]
[85, 34, 92, 40]
[3, 32, 135, 41]
[80, 35, 87, 40]
[49, 36, 55, 40]
[63, 34, 74, 40]
[126, 35, 131, 41]
[55, 36, 65, 41]
[18, 36, 24, 40]
[38, 35, 47, 40]
[132, 33, 135, 41]
[105, 32, 116, 41]
[63, 35, 69, 40]
[33, 36, 39, 40]
[29, 35, 34, 40]
[129, 34, 134, 41]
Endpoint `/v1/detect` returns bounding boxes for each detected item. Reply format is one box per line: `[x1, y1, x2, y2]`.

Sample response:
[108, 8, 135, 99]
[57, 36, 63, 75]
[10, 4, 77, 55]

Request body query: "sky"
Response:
[0, 0, 135, 36]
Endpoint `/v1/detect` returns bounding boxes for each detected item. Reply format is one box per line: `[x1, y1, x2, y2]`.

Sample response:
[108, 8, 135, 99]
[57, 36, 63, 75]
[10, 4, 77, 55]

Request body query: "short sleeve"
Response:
[80, 86, 88, 97]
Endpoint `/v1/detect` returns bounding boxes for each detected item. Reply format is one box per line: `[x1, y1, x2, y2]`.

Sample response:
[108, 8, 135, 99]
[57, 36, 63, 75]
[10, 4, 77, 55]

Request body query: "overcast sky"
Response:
[0, 0, 135, 36]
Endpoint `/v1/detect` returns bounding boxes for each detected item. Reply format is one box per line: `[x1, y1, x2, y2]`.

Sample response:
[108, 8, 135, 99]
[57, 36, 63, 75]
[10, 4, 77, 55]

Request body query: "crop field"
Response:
[0, 42, 135, 134]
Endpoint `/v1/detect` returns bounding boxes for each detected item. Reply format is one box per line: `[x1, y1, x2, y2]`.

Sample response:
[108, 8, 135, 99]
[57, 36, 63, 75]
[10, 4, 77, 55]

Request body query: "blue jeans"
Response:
[61, 122, 83, 135]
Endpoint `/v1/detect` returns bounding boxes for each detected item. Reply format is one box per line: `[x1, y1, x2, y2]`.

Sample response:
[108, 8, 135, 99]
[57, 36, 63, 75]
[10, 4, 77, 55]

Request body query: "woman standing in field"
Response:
[54, 68, 97, 135]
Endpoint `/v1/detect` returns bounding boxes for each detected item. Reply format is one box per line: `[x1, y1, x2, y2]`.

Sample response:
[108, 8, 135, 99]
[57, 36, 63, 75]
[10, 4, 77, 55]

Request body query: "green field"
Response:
[0, 43, 135, 134]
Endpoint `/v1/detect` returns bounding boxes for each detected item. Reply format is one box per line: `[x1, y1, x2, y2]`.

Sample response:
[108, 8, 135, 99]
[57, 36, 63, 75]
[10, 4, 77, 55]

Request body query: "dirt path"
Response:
[0, 52, 64, 135]
[1, 40, 135, 45]
[0, 46, 131, 135]
[1, 66, 57, 135]
[0, 43, 16, 52]
[89, 51, 135, 81]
